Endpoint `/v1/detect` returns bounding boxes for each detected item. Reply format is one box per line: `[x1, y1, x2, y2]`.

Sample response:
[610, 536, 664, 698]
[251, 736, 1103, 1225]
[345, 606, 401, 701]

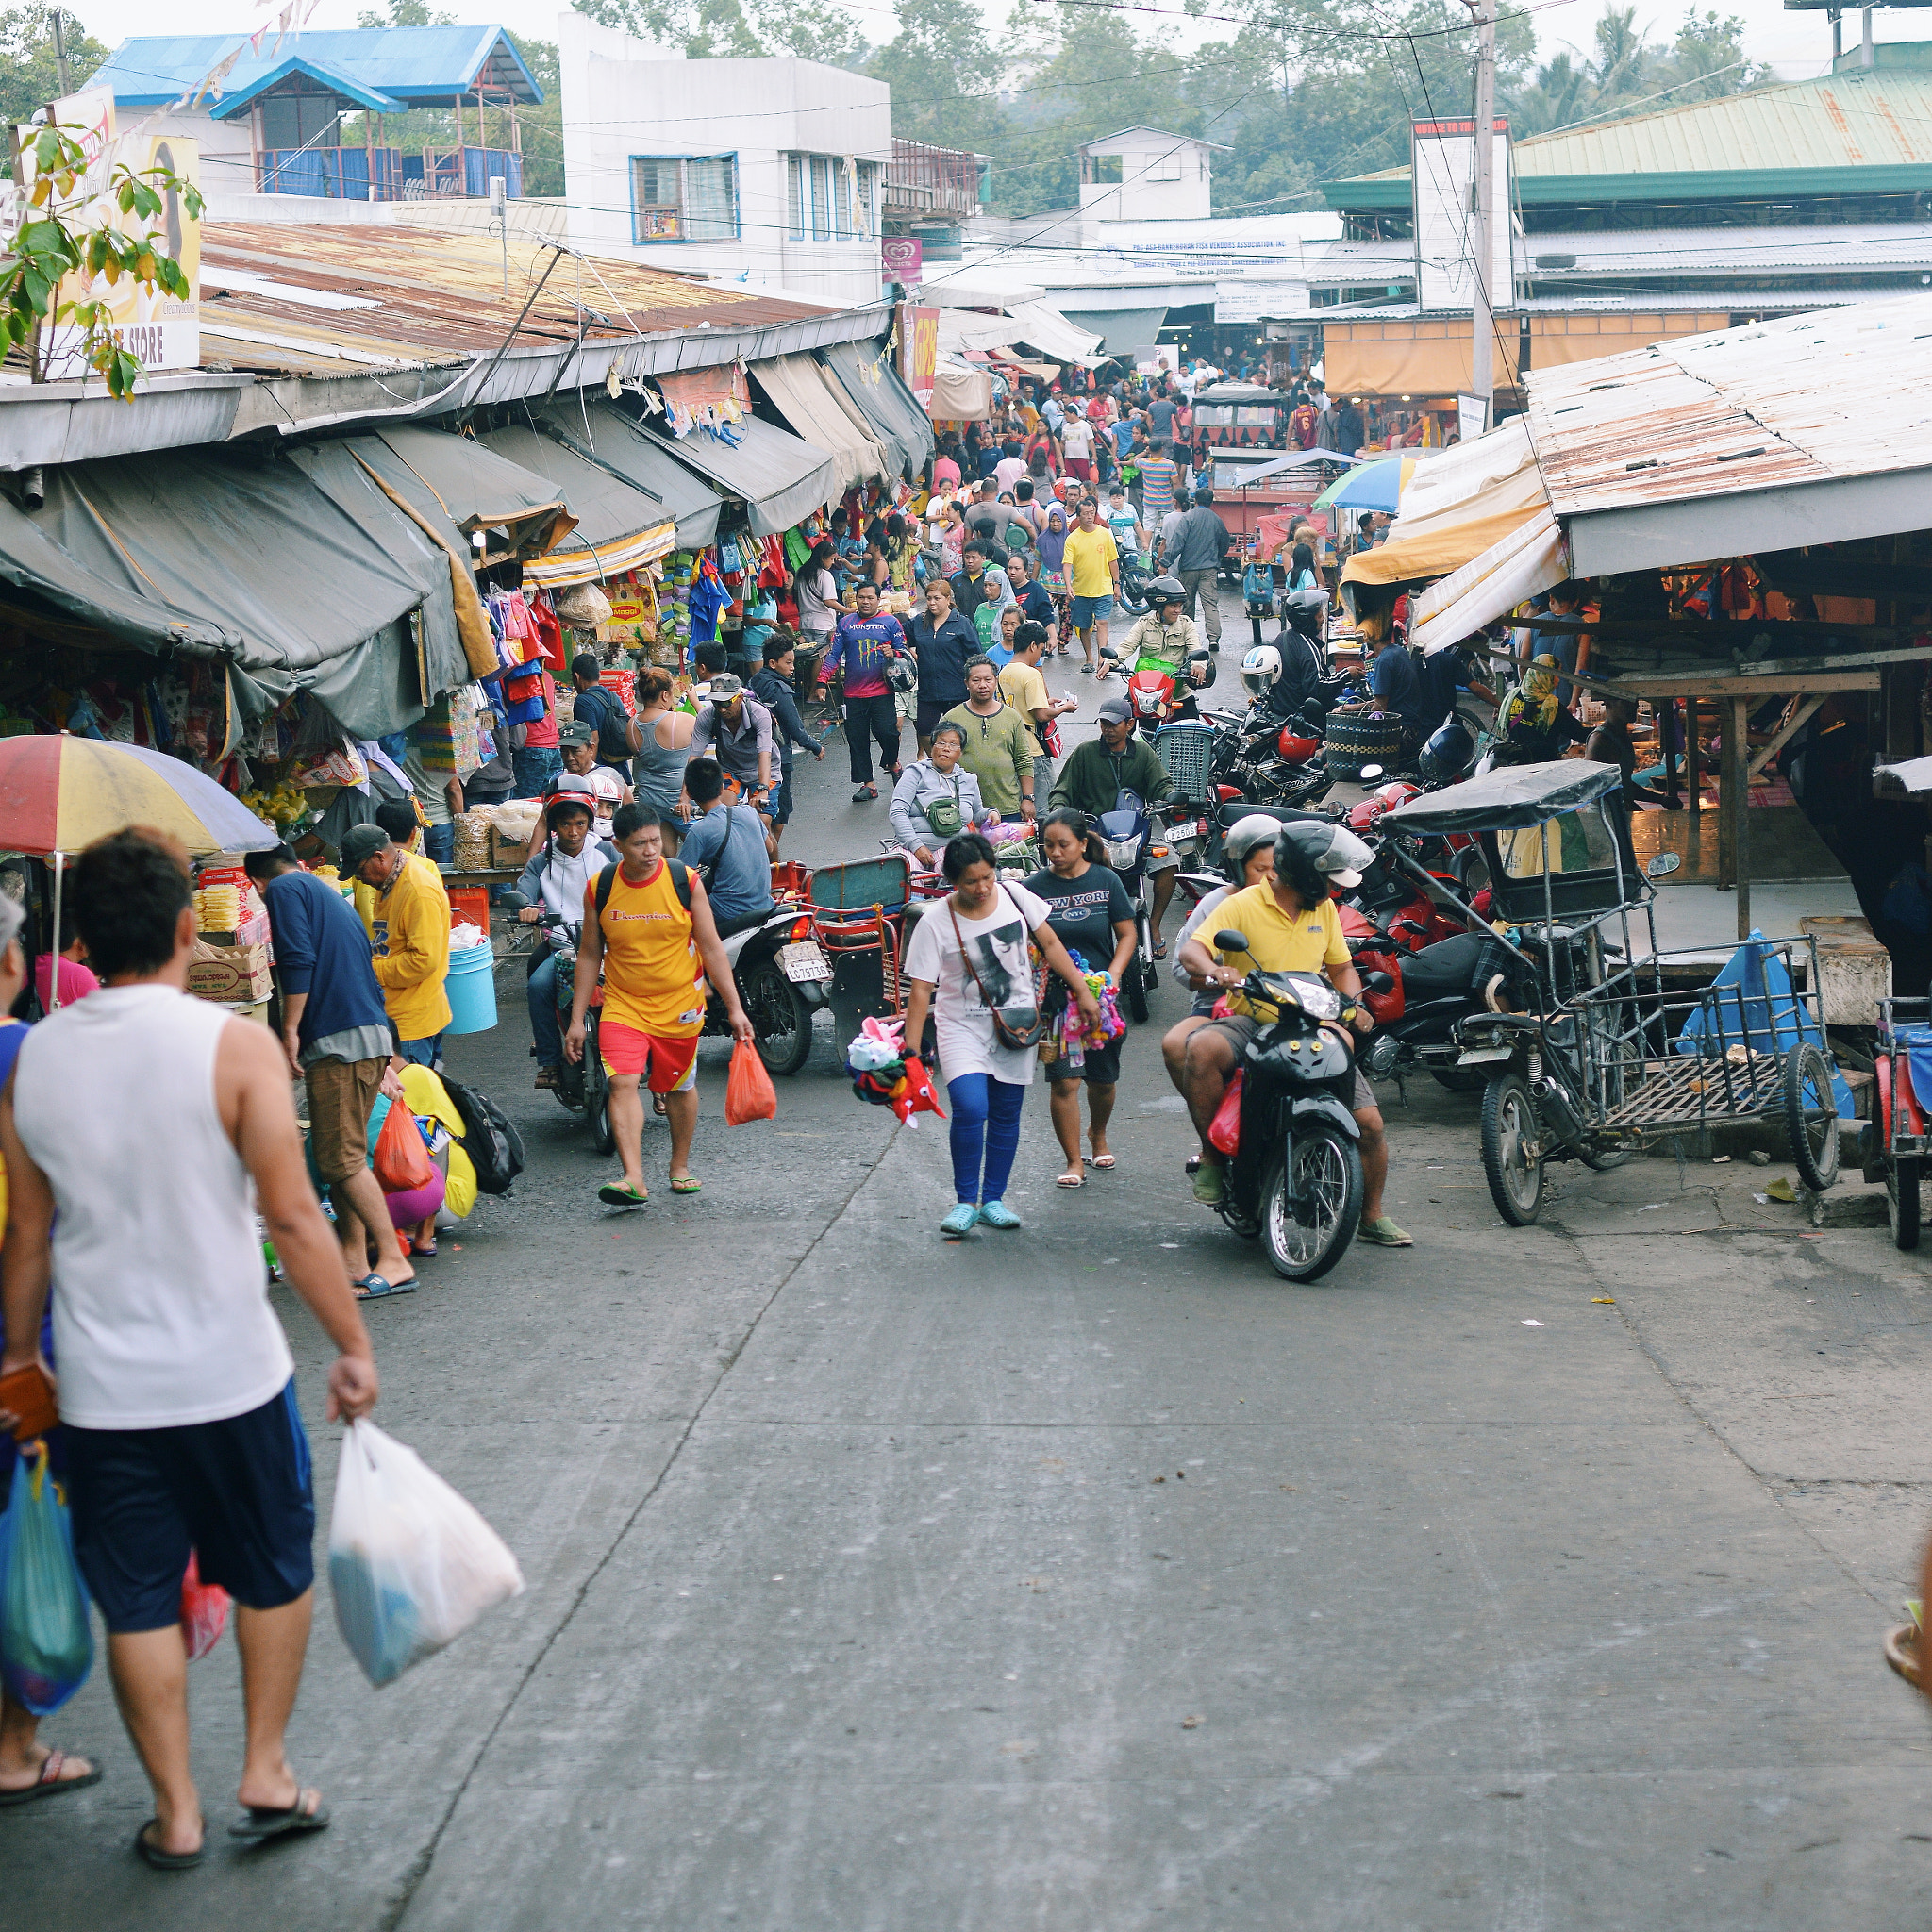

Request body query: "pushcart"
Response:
[1380, 760, 1843, 1225]
[1873, 998, 1931, 1249]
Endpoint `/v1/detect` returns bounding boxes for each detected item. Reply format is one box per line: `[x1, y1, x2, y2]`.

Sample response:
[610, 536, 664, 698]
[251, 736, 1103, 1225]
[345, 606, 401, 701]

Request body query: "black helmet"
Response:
[1148, 575, 1186, 605]
[1419, 721, 1475, 787]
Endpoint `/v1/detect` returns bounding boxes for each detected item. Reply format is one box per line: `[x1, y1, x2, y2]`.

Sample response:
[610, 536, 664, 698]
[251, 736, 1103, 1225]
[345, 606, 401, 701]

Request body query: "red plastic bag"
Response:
[180, 1551, 230, 1661]
[1208, 1072, 1243, 1157]
[374, 1101, 433, 1192]
[724, 1039, 776, 1126]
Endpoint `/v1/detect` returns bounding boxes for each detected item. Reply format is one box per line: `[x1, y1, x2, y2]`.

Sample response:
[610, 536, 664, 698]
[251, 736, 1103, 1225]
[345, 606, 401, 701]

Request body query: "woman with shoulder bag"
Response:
[889, 720, 988, 871]
[902, 833, 1104, 1238]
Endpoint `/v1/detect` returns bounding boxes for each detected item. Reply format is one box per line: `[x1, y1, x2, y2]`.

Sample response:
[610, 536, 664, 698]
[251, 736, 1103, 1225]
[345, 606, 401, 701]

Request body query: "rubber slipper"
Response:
[411, 1237, 438, 1258]
[652, 1093, 669, 1117]
[1088, 1154, 1117, 1170]
[1056, 1172, 1085, 1188]
[0, 1751, 101, 1807]
[669, 1176, 703, 1194]
[1152, 940, 1167, 959]
[229, 1789, 330, 1843]
[1079, 663, 1094, 675]
[354, 1273, 416, 1300]
[134, 1820, 206, 1869]
[598, 1182, 649, 1208]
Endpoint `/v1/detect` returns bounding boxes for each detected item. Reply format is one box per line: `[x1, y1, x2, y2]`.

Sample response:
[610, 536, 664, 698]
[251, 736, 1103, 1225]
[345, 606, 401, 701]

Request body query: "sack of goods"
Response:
[453, 808, 495, 872]
[328, 1420, 524, 1688]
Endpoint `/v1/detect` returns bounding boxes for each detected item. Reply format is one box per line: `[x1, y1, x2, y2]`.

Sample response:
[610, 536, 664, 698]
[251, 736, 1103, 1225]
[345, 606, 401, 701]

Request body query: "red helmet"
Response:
[1128, 665, 1174, 718]
[1277, 728, 1321, 762]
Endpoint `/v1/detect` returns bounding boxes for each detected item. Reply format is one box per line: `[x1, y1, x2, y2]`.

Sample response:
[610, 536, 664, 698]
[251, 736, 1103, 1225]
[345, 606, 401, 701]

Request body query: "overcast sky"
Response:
[63, 0, 1874, 89]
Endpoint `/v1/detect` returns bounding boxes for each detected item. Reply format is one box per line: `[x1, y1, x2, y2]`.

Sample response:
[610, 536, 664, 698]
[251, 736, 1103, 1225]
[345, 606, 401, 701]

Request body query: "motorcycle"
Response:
[1116, 554, 1156, 618]
[715, 906, 833, 1076]
[501, 898, 617, 1154]
[1095, 790, 1191, 1025]
[1208, 930, 1370, 1283]
[1349, 924, 1524, 1095]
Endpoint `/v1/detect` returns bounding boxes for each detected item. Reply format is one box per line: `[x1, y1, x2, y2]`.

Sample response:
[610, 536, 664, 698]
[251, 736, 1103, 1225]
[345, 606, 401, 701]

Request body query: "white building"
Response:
[559, 14, 891, 306]
[1077, 127, 1228, 246]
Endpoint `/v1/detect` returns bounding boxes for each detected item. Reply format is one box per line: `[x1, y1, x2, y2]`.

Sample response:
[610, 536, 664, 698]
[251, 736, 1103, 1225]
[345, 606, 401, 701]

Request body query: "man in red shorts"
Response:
[564, 802, 754, 1207]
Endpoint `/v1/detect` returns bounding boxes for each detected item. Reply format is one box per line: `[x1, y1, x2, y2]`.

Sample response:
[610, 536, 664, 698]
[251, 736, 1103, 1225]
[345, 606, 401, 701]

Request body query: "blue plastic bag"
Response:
[0, 1440, 93, 1716]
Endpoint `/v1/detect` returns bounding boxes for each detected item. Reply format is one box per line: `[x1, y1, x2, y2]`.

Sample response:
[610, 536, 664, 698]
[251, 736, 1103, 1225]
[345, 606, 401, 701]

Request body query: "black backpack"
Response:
[577, 685, 634, 767]
[440, 1074, 525, 1195]
[594, 858, 691, 914]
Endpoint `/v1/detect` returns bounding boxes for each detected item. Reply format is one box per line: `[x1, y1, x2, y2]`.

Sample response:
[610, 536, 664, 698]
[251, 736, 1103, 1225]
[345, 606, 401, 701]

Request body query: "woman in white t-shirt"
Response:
[903, 833, 1103, 1238]
[794, 540, 841, 650]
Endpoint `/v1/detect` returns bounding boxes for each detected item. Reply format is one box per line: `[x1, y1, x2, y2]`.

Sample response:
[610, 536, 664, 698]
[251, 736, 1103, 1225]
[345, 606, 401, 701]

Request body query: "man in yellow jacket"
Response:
[341, 822, 451, 1064]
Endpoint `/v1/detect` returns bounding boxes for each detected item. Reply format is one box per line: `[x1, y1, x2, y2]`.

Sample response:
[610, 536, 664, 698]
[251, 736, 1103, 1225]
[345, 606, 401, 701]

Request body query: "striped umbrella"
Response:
[1312, 455, 1422, 514]
[0, 735, 277, 858]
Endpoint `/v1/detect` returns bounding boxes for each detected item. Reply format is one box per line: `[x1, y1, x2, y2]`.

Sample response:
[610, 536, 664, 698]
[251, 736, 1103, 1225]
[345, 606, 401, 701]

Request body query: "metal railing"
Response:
[884, 138, 980, 218]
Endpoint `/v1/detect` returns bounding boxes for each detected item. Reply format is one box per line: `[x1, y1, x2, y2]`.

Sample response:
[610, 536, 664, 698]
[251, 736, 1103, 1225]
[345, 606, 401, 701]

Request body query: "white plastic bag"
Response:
[328, 1420, 525, 1688]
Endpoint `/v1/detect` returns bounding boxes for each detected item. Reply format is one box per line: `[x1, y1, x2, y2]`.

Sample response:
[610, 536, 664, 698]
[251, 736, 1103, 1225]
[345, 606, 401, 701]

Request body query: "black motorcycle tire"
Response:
[1125, 914, 1151, 1024]
[1429, 1066, 1489, 1094]
[586, 1014, 616, 1156]
[1481, 1071, 1544, 1225]
[1259, 1129, 1364, 1283]
[741, 959, 814, 1075]
[1890, 1154, 1922, 1252]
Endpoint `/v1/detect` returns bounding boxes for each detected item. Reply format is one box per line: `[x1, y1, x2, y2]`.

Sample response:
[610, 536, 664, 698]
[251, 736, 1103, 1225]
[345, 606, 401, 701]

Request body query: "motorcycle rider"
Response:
[1241, 625, 1321, 729]
[1171, 821, 1412, 1248]
[1050, 696, 1181, 957]
[516, 779, 619, 1090]
[1118, 577, 1212, 716]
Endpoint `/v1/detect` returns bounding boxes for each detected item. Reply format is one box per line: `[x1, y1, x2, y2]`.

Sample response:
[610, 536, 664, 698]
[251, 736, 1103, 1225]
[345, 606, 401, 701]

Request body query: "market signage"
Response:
[882, 237, 923, 287]
[1411, 118, 1514, 316]
[899, 304, 938, 408]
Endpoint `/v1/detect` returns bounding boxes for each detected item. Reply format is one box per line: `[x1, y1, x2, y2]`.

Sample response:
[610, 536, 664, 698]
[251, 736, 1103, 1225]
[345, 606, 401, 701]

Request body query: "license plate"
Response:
[1457, 1046, 1512, 1065]
[779, 941, 833, 984]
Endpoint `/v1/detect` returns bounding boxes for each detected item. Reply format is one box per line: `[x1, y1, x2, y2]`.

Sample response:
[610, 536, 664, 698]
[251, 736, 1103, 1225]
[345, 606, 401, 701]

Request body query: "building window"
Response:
[1147, 152, 1181, 182]
[809, 157, 833, 240]
[260, 91, 341, 151]
[786, 153, 875, 242]
[629, 155, 738, 242]
[787, 155, 805, 240]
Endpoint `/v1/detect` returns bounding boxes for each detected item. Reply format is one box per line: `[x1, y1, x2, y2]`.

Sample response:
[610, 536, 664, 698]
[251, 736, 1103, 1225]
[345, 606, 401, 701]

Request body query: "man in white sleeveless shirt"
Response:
[0, 829, 379, 1870]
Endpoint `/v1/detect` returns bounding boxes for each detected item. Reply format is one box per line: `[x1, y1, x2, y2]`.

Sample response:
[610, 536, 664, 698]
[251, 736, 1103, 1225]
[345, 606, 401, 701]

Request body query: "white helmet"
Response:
[1241, 643, 1282, 699]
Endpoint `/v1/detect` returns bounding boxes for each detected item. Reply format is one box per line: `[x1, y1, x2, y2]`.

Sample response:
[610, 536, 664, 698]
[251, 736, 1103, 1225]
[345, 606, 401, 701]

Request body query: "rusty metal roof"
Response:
[198, 223, 831, 380]
[1524, 294, 1932, 519]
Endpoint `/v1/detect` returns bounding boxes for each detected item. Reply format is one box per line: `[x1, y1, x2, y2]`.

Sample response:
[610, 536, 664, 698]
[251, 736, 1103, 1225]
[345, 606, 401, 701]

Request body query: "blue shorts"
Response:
[65, 1379, 315, 1633]
[1072, 594, 1115, 628]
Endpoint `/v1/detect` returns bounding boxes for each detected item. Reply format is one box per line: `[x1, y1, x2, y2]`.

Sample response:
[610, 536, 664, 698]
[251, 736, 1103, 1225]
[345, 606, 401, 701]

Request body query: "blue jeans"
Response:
[947, 1073, 1025, 1207]
[423, 821, 454, 866]
[512, 746, 563, 798]
[528, 951, 563, 1067]
[398, 1035, 441, 1068]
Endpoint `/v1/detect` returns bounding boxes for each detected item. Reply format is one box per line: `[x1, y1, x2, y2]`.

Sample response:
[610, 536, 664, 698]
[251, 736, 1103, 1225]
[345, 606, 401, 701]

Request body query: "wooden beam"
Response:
[1521, 615, 1918, 642]
[1471, 646, 1877, 701]
[1733, 693, 1752, 942]
[1745, 692, 1824, 784]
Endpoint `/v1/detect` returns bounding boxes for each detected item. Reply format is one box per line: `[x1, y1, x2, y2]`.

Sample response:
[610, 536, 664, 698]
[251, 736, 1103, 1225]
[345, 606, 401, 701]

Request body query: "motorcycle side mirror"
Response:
[1100, 645, 1121, 660]
[499, 891, 530, 910]
[1644, 851, 1682, 877]
[1357, 763, 1385, 781]
[1361, 971, 1396, 994]
[1213, 929, 1250, 954]
[1186, 648, 1211, 664]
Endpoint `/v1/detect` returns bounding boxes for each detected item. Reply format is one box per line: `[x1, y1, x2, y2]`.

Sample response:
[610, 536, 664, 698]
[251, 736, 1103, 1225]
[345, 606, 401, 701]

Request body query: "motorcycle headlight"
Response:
[1288, 973, 1342, 1020]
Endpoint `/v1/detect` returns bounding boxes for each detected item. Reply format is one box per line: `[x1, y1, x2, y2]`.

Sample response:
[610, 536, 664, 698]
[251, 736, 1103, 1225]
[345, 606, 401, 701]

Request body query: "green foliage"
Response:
[3, 120, 203, 397]
[0, 3, 111, 177]
[574, 0, 869, 68]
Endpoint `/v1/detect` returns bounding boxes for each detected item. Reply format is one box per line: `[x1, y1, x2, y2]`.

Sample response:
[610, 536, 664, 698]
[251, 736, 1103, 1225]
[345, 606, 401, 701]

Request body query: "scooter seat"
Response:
[1216, 801, 1334, 832]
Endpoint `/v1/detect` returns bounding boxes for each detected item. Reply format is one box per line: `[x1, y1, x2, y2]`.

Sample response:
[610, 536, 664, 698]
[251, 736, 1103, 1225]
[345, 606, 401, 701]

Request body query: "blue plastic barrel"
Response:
[443, 941, 497, 1035]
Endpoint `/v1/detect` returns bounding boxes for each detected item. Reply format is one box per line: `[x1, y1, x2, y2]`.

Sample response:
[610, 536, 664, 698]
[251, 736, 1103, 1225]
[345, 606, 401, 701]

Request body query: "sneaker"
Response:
[1357, 1215, 1413, 1247]
[1191, 1164, 1225, 1206]
[977, 1199, 1022, 1230]
[941, 1203, 979, 1238]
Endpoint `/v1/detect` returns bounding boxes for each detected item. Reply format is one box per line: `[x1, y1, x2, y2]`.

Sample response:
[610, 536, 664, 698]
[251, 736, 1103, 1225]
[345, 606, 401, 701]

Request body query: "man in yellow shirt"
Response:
[1061, 495, 1121, 675]
[341, 822, 451, 1065]
[999, 621, 1079, 807]
[1171, 821, 1408, 1245]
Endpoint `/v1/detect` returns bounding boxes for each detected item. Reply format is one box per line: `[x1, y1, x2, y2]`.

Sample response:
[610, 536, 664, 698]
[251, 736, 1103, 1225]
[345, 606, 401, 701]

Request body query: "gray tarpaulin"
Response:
[646, 414, 838, 538]
[0, 443, 467, 738]
[493, 403, 725, 550]
[751, 355, 890, 499]
[817, 341, 935, 480]
[342, 425, 576, 559]
[476, 421, 676, 586]
[1061, 308, 1166, 358]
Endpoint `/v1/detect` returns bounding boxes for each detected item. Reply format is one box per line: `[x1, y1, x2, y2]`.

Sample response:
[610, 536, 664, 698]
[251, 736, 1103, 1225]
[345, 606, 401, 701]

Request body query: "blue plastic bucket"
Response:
[443, 941, 497, 1035]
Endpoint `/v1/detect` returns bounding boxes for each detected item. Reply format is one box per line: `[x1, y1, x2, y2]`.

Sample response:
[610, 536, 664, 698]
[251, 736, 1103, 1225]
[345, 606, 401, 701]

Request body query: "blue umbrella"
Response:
[1312, 455, 1420, 513]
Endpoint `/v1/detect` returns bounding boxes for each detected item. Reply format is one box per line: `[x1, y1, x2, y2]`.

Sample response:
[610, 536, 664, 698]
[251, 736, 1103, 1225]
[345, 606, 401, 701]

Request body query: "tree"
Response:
[866, 0, 1006, 154]
[0, 4, 111, 175]
[356, 0, 454, 25]
[574, 0, 869, 68]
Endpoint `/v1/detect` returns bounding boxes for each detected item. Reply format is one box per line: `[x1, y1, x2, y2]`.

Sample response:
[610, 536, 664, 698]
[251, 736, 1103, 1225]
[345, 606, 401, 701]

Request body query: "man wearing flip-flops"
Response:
[565, 802, 755, 1208]
[0, 828, 380, 1869]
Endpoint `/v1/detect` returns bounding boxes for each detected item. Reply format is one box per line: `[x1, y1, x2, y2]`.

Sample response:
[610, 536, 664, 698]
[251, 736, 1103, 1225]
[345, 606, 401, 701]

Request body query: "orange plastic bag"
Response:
[373, 1100, 434, 1192]
[725, 1038, 776, 1126]
[1208, 1072, 1242, 1157]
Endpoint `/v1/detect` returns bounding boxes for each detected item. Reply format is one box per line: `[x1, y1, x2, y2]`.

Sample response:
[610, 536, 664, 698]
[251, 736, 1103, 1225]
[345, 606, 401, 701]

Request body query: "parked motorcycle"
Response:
[1095, 790, 1191, 1024]
[1349, 925, 1524, 1094]
[1208, 928, 1369, 1282]
[716, 906, 832, 1076]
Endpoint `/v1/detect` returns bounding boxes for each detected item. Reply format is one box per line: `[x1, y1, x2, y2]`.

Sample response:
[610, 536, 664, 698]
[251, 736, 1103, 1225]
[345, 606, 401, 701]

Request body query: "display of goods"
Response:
[194, 885, 242, 932]
[453, 809, 494, 871]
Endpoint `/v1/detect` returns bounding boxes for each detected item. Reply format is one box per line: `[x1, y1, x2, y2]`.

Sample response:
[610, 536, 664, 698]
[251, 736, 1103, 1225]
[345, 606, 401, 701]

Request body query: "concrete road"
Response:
[15, 637, 1932, 1929]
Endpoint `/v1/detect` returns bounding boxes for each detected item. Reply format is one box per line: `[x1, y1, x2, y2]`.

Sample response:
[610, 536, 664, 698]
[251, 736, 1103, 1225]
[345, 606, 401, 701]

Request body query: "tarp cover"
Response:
[751, 354, 891, 499]
[522, 402, 724, 550]
[819, 341, 936, 480]
[646, 413, 838, 538]
[1410, 508, 1568, 656]
[476, 420, 683, 585]
[1380, 758, 1624, 834]
[348, 425, 575, 556]
[930, 357, 991, 421]
[0, 442, 468, 738]
[1062, 307, 1166, 357]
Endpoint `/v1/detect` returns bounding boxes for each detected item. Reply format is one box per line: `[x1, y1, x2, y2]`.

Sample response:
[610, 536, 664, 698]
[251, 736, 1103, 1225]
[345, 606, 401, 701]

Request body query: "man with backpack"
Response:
[568, 653, 636, 781]
[675, 757, 774, 939]
[565, 801, 755, 1208]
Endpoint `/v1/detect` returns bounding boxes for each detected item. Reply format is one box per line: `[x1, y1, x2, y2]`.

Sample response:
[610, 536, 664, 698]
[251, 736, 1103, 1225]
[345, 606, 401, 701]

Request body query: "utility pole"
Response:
[1467, 0, 1496, 429]
[51, 8, 70, 94]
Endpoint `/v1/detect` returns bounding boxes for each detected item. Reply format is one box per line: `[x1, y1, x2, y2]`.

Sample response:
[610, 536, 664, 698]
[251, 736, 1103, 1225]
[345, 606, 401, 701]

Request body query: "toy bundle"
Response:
[845, 1017, 946, 1125]
[1042, 954, 1126, 1072]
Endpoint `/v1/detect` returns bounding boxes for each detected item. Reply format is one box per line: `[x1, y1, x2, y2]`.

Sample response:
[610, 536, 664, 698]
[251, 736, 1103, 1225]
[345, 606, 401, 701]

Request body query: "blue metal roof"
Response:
[206, 55, 403, 120]
[86, 26, 541, 109]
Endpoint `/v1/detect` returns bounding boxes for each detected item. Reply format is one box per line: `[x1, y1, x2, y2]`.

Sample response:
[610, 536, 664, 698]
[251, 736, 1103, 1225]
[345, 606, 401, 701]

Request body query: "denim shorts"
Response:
[1071, 594, 1116, 628]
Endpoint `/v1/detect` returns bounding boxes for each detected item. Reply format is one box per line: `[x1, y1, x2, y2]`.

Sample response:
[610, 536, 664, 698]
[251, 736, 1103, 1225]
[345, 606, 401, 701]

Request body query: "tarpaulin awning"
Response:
[930, 358, 992, 421]
[992, 351, 1058, 380]
[476, 418, 686, 587]
[1062, 307, 1166, 357]
[646, 414, 838, 538]
[937, 302, 1105, 367]
[343, 425, 576, 561]
[526, 402, 724, 552]
[1322, 318, 1525, 397]
[750, 354, 891, 498]
[0, 442, 470, 739]
[817, 341, 935, 481]
[1381, 758, 1624, 835]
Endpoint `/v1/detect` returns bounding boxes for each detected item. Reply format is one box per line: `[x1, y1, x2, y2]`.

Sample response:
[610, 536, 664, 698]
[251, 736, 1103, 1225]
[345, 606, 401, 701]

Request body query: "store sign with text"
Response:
[882, 237, 923, 287]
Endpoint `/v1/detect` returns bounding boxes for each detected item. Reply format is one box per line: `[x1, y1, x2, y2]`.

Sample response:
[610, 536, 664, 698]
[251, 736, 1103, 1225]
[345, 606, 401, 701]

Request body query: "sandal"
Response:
[1056, 1171, 1085, 1188]
[1087, 1153, 1117, 1170]
[597, 1181, 649, 1208]
[0, 1750, 101, 1807]
[229, 1787, 330, 1844]
[135, 1820, 206, 1870]
[354, 1273, 416, 1300]
[669, 1176, 703, 1194]
[652, 1093, 669, 1118]
[410, 1237, 438, 1258]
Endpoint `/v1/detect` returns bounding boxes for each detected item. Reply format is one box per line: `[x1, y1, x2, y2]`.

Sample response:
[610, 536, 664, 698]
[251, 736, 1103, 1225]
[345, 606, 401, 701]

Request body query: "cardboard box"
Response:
[491, 829, 533, 870]
[188, 941, 274, 1004]
[198, 910, 272, 951]
[221, 999, 272, 1027]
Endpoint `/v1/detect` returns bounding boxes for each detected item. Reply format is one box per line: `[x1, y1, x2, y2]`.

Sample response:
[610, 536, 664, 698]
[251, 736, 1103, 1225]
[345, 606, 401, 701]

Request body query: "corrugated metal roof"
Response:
[1524, 293, 1932, 516]
[89, 26, 541, 108]
[198, 223, 829, 379]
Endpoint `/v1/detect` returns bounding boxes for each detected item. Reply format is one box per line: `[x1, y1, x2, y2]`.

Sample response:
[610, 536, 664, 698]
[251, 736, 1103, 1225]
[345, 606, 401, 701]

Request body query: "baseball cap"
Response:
[340, 823, 391, 868]
[1277, 819, 1373, 889]
[557, 720, 595, 746]
[1097, 697, 1133, 724]
[708, 672, 744, 699]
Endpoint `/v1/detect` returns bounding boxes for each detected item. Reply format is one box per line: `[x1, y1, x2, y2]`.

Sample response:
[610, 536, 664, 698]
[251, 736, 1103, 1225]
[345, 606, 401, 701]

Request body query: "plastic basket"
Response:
[1154, 723, 1216, 802]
